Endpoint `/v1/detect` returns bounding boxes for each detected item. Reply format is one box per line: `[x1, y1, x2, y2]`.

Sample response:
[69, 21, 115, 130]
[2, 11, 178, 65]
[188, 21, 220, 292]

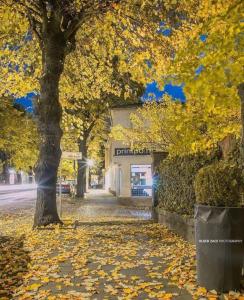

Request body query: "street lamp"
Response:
[86, 159, 94, 167]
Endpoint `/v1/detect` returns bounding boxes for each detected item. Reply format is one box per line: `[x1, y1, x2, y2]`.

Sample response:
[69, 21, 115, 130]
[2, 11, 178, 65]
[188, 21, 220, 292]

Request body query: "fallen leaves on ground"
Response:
[0, 212, 243, 300]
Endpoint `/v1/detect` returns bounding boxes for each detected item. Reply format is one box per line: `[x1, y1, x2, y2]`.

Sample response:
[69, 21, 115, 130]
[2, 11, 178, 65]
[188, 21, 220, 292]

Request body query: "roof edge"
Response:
[110, 102, 143, 110]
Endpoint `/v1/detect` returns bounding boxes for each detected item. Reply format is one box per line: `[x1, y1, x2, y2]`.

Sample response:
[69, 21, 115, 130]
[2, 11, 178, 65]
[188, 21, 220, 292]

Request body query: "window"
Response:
[131, 165, 152, 197]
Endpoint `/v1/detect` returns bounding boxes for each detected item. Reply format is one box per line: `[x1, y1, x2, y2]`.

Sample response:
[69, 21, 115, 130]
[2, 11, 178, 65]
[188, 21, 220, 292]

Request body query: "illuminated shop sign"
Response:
[115, 148, 150, 156]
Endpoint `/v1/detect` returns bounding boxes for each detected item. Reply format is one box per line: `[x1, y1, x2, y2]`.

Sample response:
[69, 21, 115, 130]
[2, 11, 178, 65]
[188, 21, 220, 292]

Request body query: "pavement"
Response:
[36, 223, 193, 300]
[1, 217, 194, 300]
[76, 189, 152, 220]
[1, 187, 241, 299]
[0, 187, 195, 299]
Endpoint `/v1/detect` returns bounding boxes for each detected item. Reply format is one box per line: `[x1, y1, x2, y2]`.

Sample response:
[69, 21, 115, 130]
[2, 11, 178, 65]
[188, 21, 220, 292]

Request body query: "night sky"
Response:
[143, 81, 185, 102]
[15, 93, 35, 112]
[16, 82, 186, 112]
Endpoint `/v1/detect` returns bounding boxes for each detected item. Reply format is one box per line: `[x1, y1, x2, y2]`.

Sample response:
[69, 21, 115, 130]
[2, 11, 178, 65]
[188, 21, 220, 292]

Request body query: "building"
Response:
[105, 103, 153, 203]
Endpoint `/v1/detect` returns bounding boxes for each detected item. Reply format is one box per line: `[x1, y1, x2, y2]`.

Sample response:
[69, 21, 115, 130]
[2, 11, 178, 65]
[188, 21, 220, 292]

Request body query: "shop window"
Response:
[131, 165, 152, 197]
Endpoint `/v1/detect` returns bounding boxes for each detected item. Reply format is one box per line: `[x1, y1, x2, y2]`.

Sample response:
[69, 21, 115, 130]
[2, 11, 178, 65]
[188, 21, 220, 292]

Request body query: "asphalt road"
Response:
[0, 184, 37, 212]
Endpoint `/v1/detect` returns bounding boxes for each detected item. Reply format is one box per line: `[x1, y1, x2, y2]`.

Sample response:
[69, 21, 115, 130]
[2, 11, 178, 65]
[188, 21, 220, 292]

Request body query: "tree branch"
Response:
[26, 9, 42, 44]
[64, 0, 121, 40]
[38, 0, 48, 27]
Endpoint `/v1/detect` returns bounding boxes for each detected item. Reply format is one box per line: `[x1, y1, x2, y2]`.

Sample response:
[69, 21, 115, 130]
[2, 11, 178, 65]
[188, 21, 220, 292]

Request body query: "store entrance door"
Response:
[131, 165, 152, 197]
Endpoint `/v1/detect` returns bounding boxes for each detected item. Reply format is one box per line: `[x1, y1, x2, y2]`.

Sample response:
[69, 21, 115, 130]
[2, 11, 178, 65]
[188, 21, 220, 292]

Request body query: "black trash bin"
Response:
[195, 204, 244, 292]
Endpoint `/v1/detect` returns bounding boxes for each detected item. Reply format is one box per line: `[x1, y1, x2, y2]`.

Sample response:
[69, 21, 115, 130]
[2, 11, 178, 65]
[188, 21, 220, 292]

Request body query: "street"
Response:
[0, 184, 36, 212]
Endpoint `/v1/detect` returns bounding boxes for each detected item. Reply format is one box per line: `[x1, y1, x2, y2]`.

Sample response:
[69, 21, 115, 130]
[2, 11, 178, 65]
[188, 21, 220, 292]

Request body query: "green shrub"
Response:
[194, 161, 244, 207]
[157, 152, 218, 216]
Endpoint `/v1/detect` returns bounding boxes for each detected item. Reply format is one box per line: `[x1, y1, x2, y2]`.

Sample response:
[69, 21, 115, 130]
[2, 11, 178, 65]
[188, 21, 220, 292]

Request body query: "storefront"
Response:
[131, 164, 152, 197]
[105, 104, 153, 201]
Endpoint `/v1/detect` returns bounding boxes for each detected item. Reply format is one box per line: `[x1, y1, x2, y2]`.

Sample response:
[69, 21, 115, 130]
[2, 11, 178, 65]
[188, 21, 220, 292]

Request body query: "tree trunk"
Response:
[3, 160, 9, 184]
[238, 83, 244, 166]
[76, 137, 88, 198]
[33, 28, 66, 227]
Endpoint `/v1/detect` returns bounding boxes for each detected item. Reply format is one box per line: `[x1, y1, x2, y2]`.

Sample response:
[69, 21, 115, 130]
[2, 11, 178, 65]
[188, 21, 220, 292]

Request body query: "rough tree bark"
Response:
[238, 83, 244, 167]
[76, 134, 88, 198]
[33, 23, 67, 227]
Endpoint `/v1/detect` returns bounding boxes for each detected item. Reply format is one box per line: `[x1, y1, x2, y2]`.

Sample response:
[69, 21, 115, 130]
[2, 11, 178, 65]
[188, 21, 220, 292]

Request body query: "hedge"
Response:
[194, 160, 243, 207]
[157, 152, 218, 216]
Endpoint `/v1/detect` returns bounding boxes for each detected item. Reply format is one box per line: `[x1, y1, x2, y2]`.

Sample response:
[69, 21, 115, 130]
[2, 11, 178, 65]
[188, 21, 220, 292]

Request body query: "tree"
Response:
[0, 0, 127, 226]
[0, 97, 38, 180]
[112, 94, 240, 156]
[1, 0, 185, 226]
[61, 47, 144, 197]
[113, 0, 243, 160]
[158, 0, 243, 159]
[62, 114, 108, 197]
[238, 83, 244, 165]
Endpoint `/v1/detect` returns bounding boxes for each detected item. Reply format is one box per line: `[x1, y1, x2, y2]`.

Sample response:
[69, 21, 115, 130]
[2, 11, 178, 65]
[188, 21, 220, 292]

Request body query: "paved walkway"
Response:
[45, 223, 193, 300]
[33, 190, 193, 299]
[1, 189, 240, 299]
[75, 189, 152, 220]
[0, 190, 195, 299]
[1, 217, 194, 300]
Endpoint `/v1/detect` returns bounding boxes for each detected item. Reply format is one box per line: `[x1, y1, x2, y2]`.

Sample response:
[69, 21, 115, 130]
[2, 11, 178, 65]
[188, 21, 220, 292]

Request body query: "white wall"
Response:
[105, 106, 152, 198]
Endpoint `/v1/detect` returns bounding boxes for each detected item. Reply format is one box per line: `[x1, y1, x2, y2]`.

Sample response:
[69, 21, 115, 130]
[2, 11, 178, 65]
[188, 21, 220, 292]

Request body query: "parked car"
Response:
[56, 181, 76, 195]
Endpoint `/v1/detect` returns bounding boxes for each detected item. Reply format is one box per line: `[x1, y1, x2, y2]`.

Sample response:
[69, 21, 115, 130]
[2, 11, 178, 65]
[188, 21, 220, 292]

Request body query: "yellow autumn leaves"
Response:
[0, 97, 38, 170]
[0, 208, 244, 299]
[0, 212, 194, 300]
[111, 0, 243, 157]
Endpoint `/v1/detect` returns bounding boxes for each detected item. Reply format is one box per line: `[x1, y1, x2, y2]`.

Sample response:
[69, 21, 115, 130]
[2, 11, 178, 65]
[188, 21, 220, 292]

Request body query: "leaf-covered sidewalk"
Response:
[0, 213, 243, 300]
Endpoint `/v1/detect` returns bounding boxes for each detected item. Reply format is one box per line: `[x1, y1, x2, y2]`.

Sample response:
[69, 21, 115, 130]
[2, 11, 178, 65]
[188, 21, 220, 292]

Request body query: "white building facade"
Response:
[105, 104, 153, 203]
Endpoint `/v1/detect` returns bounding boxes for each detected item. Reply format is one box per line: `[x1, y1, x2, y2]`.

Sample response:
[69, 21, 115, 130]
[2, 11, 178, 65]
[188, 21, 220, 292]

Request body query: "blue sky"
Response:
[16, 81, 186, 112]
[143, 81, 186, 102]
[141, 34, 206, 102]
[15, 93, 35, 112]
[16, 82, 186, 112]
